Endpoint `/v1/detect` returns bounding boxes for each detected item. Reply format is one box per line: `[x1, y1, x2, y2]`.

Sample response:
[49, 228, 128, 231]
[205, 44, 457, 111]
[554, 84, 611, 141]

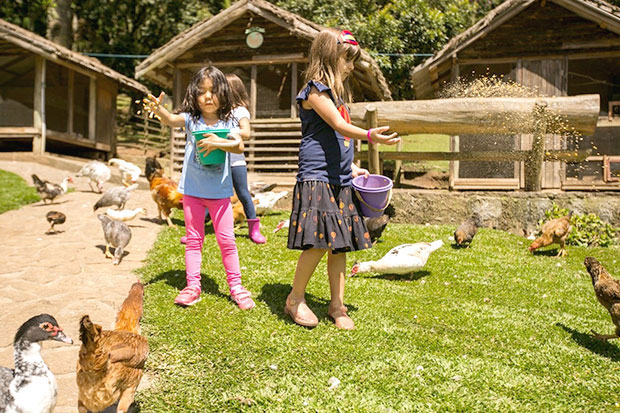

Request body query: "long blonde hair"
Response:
[303, 28, 361, 104]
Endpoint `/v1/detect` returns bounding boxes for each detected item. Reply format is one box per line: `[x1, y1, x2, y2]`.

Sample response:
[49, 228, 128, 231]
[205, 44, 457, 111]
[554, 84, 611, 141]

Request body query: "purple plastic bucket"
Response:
[351, 174, 393, 218]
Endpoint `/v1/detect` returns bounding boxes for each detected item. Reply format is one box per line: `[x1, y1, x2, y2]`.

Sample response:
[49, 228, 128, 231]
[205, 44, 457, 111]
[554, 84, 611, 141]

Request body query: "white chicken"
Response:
[76, 160, 111, 193]
[108, 158, 142, 186]
[349, 240, 444, 276]
[254, 191, 289, 215]
[105, 207, 147, 222]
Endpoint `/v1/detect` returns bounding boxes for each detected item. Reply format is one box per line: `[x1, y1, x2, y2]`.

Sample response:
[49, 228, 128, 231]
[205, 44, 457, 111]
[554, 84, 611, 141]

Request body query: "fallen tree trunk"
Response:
[349, 94, 599, 136]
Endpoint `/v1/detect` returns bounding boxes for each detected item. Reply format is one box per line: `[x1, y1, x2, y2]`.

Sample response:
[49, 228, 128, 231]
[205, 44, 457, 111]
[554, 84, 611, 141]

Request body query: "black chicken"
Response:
[46, 211, 66, 234]
[366, 204, 396, 245]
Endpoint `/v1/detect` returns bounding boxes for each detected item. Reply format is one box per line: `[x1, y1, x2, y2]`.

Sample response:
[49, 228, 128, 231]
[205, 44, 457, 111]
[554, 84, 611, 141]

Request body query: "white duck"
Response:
[108, 158, 142, 186]
[350, 240, 444, 276]
[76, 160, 111, 193]
[0, 314, 72, 413]
[253, 191, 288, 215]
[105, 207, 147, 222]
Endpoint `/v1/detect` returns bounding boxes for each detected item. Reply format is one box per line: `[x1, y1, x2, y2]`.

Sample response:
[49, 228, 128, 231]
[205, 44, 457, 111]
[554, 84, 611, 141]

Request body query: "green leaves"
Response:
[539, 203, 618, 248]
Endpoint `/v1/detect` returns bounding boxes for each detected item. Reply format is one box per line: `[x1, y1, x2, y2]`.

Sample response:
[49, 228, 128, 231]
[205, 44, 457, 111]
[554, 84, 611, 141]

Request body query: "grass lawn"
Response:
[0, 169, 40, 213]
[361, 134, 451, 172]
[136, 211, 620, 412]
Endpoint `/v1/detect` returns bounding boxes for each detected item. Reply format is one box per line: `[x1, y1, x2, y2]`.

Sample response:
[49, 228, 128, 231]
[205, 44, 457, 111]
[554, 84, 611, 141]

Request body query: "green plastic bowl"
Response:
[192, 128, 230, 165]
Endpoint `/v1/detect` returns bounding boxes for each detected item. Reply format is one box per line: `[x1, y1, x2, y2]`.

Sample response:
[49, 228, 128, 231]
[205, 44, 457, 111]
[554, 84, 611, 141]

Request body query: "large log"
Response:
[349, 94, 600, 136]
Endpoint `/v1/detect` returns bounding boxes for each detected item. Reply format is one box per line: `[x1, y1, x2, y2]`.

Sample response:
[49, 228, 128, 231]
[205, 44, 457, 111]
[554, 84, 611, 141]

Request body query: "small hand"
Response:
[370, 126, 400, 146]
[196, 133, 219, 157]
[142, 92, 165, 119]
[351, 163, 369, 178]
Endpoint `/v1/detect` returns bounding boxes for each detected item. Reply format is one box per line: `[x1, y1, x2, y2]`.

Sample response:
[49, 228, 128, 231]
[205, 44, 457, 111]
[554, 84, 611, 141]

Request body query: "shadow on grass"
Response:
[450, 243, 471, 250]
[258, 282, 358, 326]
[144, 269, 227, 299]
[556, 323, 620, 361]
[533, 249, 561, 257]
[370, 270, 431, 281]
[139, 216, 185, 227]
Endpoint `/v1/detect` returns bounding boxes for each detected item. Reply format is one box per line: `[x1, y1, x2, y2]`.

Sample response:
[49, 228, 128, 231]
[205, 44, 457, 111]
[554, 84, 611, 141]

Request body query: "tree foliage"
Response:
[2, 0, 620, 98]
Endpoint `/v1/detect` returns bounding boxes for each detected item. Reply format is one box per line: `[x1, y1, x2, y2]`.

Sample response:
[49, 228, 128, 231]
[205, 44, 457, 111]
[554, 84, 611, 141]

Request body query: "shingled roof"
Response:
[136, 0, 392, 101]
[410, 0, 620, 99]
[0, 18, 148, 94]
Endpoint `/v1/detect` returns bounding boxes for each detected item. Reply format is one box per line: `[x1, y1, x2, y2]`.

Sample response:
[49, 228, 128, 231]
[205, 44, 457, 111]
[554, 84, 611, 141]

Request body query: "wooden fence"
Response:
[349, 94, 600, 191]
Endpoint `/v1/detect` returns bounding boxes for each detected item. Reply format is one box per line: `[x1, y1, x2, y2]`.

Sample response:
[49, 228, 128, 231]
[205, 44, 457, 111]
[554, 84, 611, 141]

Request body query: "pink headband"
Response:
[338, 30, 358, 46]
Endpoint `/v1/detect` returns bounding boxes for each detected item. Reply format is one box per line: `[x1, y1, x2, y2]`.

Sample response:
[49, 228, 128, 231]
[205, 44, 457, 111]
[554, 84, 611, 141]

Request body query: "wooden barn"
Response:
[135, 0, 392, 176]
[410, 0, 620, 190]
[0, 18, 148, 159]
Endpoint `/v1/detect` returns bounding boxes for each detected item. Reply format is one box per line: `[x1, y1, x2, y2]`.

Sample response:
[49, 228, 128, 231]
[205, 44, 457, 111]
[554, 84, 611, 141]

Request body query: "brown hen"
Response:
[77, 282, 149, 413]
[529, 212, 572, 257]
[584, 257, 620, 341]
[145, 156, 183, 226]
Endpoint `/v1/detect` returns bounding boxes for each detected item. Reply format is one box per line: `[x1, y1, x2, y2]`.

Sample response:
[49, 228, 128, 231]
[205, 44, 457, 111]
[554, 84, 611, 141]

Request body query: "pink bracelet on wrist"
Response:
[367, 128, 374, 144]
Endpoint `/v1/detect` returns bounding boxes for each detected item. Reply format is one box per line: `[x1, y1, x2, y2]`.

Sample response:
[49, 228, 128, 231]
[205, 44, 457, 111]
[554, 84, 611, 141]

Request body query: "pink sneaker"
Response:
[180, 236, 187, 245]
[174, 286, 201, 306]
[230, 286, 255, 310]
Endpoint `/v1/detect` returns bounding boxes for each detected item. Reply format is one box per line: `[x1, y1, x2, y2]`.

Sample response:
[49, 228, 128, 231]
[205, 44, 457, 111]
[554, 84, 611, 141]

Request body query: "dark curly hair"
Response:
[178, 65, 232, 122]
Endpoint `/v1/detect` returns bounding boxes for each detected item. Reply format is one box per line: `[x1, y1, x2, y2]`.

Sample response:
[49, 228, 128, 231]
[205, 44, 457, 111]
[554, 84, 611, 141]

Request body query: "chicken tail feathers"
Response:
[167, 189, 183, 205]
[114, 282, 144, 334]
[31, 174, 45, 190]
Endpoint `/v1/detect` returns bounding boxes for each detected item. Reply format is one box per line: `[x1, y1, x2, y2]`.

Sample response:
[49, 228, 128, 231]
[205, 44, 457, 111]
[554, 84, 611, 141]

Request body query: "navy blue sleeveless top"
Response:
[296, 81, 354, 186]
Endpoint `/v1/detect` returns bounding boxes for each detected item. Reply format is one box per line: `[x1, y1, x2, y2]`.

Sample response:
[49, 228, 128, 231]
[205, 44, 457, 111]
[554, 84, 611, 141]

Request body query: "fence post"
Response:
[366, 105, 381, 175]
[524, 102, 548, 191]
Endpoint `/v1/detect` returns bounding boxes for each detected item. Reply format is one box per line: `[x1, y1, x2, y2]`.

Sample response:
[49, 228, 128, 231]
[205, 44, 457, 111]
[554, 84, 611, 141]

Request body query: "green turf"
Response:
[136, 210, 620, 412]
[0, 169, 41, 213]
[362, 134, 451, 172]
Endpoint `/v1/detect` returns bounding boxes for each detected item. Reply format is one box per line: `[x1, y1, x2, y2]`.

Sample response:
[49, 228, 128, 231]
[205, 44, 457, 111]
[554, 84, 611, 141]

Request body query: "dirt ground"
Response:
[0, 158, 162, 413]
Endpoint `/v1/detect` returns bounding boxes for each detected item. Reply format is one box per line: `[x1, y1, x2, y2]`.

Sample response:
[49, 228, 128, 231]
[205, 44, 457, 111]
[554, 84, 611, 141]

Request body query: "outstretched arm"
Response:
[304, 88, 400, 145]
[143, 92, 185, 128]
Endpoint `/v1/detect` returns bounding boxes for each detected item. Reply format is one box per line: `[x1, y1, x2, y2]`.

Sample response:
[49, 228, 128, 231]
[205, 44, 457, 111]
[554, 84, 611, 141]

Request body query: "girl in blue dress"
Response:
[285, 29, 400, 329]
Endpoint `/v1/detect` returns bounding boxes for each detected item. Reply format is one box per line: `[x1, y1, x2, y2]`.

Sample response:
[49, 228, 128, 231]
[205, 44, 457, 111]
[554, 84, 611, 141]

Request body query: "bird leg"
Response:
[46, 224, 55, 234]
[591, 329, 618, 341]
[104, 244, 114, 259]
[556, 246, 568, 257]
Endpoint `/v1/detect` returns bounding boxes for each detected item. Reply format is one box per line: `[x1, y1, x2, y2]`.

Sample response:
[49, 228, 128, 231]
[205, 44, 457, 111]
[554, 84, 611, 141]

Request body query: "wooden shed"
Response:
[0, 18, 148, 159]
[135, 0, 392, 176]
[410, 0, 620, 190]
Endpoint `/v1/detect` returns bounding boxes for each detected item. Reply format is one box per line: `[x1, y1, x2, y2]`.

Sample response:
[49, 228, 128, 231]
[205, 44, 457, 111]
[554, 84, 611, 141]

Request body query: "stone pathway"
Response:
[0, 159, 162, 413]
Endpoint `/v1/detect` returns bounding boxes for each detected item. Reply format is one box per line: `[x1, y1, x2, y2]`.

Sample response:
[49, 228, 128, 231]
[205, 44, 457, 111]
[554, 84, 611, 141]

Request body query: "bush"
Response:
[538, 203, 618, 247]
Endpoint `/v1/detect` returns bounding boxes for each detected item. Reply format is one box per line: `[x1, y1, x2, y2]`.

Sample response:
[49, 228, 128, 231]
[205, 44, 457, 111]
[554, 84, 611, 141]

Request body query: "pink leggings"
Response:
[183, 194, 242, 291]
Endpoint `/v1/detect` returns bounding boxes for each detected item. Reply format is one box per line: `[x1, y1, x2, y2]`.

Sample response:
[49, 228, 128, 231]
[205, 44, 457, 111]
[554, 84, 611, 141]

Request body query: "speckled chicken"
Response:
[93, 183, 139, 212]
[45, 211, 66, 234]
[97, 214, 132, 265]
[529, 212, 572, 257]
[584, 257, 620, 341]
[454, 213, 482, 247]
[76, 160, 111, 193]
[366, 203, 396, 245]
[77, 282, 148, 413]
[0, 314, 72, 413]
[32, 174, 73, 204]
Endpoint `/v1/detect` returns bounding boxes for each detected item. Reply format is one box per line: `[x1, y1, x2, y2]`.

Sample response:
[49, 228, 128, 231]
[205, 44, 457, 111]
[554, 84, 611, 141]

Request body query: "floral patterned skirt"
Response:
[287, 180, 371, 252]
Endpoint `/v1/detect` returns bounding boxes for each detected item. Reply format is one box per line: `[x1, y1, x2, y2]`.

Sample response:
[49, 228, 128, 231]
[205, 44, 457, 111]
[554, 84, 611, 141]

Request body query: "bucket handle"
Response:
[354, 188, 392, 214]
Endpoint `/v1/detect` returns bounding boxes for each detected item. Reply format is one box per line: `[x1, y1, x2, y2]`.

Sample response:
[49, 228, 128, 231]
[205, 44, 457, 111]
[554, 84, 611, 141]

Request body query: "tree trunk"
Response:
[47, 0, 73, 48]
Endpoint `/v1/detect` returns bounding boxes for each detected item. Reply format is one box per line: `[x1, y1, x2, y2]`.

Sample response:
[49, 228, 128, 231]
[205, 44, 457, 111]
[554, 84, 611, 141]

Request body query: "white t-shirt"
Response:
[229, 106, 251, 167]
